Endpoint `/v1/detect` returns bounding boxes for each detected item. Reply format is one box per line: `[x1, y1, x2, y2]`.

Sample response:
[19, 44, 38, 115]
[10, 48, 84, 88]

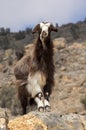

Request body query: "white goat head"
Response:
[32, 22, 58, 41]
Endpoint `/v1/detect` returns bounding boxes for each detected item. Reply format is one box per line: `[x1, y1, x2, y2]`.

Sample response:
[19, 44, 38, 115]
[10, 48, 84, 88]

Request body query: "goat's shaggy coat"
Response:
[14, 22, 57, 114]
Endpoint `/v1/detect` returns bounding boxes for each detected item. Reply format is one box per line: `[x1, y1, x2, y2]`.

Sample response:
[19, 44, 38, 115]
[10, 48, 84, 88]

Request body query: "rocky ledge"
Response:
[0, 109, 86, 130]
[8, 111, 86, 130]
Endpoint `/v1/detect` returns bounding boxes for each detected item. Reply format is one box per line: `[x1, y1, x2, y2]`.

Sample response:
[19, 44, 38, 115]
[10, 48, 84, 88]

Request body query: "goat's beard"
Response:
[40, 33, 51, 50]
[40, 37, 47, 50]
[42, 40, 46, 50]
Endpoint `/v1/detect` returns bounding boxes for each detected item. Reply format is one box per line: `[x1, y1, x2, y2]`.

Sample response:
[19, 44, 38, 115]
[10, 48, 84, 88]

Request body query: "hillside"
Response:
[0, 38, 86, 113]
[0, 21, 86, 129]
[0, 39, 86, 130]
[57, 21, 86, 42]
[0, 20, 86, 51]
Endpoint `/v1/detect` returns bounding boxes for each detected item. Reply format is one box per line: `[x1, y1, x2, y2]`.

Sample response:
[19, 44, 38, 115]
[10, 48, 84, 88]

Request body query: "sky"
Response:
[0, 0, 86, 32]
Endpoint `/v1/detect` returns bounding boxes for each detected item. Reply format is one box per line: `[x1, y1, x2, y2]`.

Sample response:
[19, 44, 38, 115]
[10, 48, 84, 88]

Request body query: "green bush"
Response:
[81, 95, 86, 109]
[0, 36, 10, 49]
[0, 86, 16, 109]
[70, 24, 79, 40]
[15, 31, 25, 40]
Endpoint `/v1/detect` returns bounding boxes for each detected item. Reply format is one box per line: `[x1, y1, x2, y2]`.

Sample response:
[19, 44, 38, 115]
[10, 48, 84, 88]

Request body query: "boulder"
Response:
[53, 38, 66, 49]
[8, 112, 71, 130]
[8, 112, 86, 130]
[0, 108, 11, 130]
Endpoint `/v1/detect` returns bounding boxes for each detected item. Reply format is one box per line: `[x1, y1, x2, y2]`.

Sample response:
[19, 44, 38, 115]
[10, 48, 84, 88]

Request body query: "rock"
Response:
[53, 38, 66, 49]
[0, 108, 11, 130]
[79, 115, 86, 129]
[5, 49, 13, 59]
[62, 113, 85, 130]
[0, 64, 3, 72]
[8, 112, 86, 130]
[53, 42, 86, 114]
[8, 112, 71, 130]
[0, 118, 6, 130]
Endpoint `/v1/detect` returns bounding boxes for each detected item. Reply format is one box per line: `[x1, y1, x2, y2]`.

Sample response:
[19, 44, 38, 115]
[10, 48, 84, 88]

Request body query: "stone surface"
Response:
[0, 108, 11, 130]
[8, 112, 86, 130]
[52, 41, 86, 114]
[8, 112, 71, 130]
[53, 38, 66, 50]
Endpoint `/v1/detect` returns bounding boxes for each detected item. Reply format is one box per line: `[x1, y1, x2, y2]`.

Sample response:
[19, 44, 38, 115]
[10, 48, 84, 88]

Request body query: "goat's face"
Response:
[40, 22, 51, 39]
[32, 22, 58, 41]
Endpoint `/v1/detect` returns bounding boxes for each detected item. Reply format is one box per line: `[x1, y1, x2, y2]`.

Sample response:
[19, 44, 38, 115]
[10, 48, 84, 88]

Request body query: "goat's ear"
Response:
[32, 24, 40, 33]
[50, 24, 58, 32]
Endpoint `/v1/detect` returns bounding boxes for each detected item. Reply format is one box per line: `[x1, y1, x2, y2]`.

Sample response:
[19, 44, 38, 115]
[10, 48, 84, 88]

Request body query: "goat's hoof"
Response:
[45, 106, 51, 112]
[38, 107, 44, 112]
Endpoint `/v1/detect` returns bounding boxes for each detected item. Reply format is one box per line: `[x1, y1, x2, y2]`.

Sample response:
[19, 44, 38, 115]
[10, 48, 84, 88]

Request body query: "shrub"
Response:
[25, 27, 32, 34]
[80, 95, 86, 109]
[0, 86, 16, 109]
[0, 36, 10, 49]
[15, 31, 25, 40]
[70, 24, 79, 40]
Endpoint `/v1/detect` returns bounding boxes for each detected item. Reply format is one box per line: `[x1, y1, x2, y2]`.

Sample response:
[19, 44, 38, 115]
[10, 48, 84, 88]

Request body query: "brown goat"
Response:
[14, 22, 58, 114]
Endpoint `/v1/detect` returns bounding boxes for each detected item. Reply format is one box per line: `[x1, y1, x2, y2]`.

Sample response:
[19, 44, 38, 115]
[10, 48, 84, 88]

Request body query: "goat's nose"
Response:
[42, 31, 47, 37]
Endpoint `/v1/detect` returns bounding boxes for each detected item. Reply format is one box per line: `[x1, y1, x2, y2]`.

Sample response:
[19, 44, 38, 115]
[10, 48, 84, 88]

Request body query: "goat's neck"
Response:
[41, 39, 46, 49]
[38, 36, 52, 48]
[31, 37, 54, 75]
[34, 37, 53, 61]
[40, 37, 50, 49]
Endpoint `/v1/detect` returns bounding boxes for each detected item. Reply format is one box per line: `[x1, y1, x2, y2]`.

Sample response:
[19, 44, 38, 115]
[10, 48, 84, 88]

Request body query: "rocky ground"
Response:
[0, 109, 86, 130]
[52, 39, 86, 114]
[0, 38, 86, 129]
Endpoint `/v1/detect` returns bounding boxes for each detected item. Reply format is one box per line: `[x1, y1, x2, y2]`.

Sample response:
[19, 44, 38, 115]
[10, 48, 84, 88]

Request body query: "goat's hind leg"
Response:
[18, 85, 28, 115]
[20, 95, 28, 114]
[34, 92, 45, 112]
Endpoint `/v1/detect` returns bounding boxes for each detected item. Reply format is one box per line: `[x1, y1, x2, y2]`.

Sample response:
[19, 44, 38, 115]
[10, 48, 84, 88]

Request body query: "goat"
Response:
[14, 22, 58, 114]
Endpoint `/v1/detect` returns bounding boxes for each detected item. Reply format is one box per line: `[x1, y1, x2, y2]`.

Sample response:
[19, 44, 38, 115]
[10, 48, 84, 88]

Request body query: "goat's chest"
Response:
[26, 71, 46, 97]
[28, 71, 46, 88]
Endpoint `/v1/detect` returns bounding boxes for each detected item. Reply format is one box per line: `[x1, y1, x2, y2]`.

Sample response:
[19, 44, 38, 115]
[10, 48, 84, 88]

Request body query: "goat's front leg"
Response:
[44, 92, 51, 112]
[34, 92, 45, 112]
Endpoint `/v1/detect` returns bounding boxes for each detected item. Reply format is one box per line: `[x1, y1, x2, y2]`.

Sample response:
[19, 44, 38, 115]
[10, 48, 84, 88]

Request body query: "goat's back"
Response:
[14, 54, 31, 80]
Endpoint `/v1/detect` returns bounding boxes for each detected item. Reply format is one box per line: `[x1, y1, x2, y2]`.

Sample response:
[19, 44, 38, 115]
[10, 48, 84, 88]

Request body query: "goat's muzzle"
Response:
[41, 31, 48, 38]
